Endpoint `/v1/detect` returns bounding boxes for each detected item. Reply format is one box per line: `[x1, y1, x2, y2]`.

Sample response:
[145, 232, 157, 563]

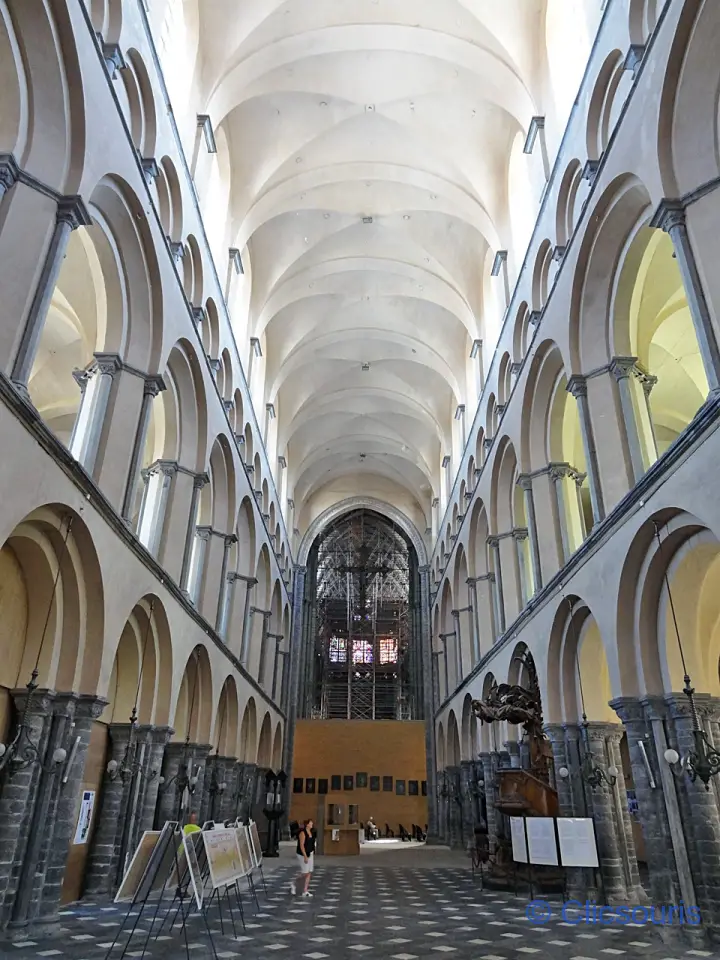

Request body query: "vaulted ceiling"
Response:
[193, 0, 564, 523]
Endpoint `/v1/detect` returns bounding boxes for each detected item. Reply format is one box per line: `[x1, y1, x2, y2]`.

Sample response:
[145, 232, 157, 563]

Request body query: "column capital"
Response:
[649, 197, 686, 234]
[224, 533, 238, 547]
[516, 473, 533, 490]
[608, 696, 647, 725]
[609, 356, 639, 382]
[92, 352, 123, 378]
[194, 471, 210, 490]
[144, 373, 166, 396]
[141, 157, 160, 184]
[142, 458, 179, 480]
[486, 535, 500, 548]
[57, 194, 92, 229]
[511, 526, 528, 542]
[250, 606, 272, 619]
[75, 693, 109, 721]
[195, 525, 213, 541]
[566, 374, 587, 398]
[0, 153, 20, 191]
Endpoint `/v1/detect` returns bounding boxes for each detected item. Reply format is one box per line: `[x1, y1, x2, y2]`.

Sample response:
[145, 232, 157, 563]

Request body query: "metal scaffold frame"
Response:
[308, 509, 419, 720]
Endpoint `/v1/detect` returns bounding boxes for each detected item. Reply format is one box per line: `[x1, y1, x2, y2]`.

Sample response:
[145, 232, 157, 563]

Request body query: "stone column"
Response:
[121, 376, 166, 523]
[136, 461, 173, 554]
[487, 537, 506, 635]
[269, 634, 284, 700]
[39, 695, 106, 923]
[69, 354, 122, 474]
[546, 723, 587, 898]
[214, 535, 237, 634]
[517, 476, 543, 591]
[179, 474, 209, 592]
[139, 727, 172, 834]
[665, 693, 720, 929]
[230, 762, 245, 820]
[583, 723, 631, 903]
[156, 741, 194, 825]
[479, 753, 499, 855]
[610, 697, 683, 907]
[610, 358, 645, 484]
[606, 727, 644, 902]
[189, 744, 212, 823]
[251, 608, 272, 688]
[84, 723, 137, 897]
[466, 579, 481, 664]
[240, 763, 258, 822]
[281, 565, 306, 793]
[188, 526, 212, 607]
[651, 199, 720, 392]
[451, 609, 464, 683]
[10, 197, 91, 397]
[460, 761, 475, 843]
[0, 691, 105, 932]
[567, 376, 605, 524]
[438, 634, 451, 698]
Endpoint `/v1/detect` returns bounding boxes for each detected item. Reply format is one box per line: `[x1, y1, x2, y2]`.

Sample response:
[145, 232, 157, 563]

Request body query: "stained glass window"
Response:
[379, 638, 397, 663]
[329, 636, 346, 662]
[352, 640, 373, 664]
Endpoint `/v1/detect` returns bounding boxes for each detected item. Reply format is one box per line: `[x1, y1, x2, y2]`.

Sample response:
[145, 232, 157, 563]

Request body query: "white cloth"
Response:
[297, 852, 314, 874]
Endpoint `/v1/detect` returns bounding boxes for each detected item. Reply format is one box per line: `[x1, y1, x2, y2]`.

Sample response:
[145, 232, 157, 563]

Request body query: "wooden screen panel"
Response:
[61, 721, 108, 904]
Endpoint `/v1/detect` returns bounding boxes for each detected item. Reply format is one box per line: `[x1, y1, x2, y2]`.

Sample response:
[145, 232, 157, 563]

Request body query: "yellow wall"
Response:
[290, 720, 428, 832]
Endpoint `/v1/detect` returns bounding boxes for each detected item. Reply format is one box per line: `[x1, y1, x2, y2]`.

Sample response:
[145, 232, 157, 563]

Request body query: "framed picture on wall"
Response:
[343, 775, 354, 791]
[318, 779, 328, 795]
[306, 778, 316, 794]
[331, 775, 341, 791]
[421, 780, 427, 796]
[356, 772, 368, 789]
[396, 780, 406, 796]
[370, 776, 380, 792]
[408, 780, 419, 796]
[382, 776, 393, 792]
[293, 778, 304, 793]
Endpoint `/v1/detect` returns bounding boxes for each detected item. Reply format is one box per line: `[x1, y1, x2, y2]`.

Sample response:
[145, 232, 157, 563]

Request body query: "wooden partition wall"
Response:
[290, 720, 428, 833]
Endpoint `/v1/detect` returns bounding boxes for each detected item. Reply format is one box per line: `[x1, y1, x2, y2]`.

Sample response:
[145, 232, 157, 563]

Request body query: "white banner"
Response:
[526, 817, 558, 866]
[509, 816, 528, 863]
[73, 790, 95, 845]
[557, 817, 599, 868]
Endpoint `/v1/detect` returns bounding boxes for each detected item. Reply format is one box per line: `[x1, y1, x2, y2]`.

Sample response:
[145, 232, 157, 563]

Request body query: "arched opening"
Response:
[302, 509, 422, 720]
[614, 226, 708, 467]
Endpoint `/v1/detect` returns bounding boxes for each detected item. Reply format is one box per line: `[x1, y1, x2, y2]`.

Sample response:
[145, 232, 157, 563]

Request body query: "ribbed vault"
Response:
[193, 0, 576, 522]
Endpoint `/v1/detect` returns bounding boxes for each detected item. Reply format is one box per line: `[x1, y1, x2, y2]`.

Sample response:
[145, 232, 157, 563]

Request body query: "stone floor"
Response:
[0, 848, 716, 959]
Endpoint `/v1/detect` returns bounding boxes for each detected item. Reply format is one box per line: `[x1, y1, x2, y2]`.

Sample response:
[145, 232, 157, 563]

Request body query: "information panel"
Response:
[557, 817, 599, 868]
[526, 817, 558, 866]
[204, 828, 243, 889]
[509, 816, 528, 863]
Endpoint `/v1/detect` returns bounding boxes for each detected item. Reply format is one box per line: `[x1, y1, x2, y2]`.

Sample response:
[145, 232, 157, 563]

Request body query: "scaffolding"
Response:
[309, 510, 417, 720]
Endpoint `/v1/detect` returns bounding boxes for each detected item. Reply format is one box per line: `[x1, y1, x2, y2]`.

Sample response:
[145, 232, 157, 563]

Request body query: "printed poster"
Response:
[509, 816, 528, 863]
[73, 790, 95, 845]
[203, 828, 242, 889]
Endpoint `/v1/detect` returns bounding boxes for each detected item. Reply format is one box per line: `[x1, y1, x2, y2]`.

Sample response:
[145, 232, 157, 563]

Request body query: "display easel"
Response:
[105, 821, 218, 960]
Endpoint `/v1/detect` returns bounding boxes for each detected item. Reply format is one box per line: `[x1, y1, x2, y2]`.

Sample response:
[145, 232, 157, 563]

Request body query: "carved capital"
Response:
[610, 356, 638, 382]
[650, 198, 686, 235]
[195, 525, 212, 541]
[516, 473, 533, 491]
[141, 158, 160, 184]
[0, 154, 20, 192]
[566, 374, 587, 399]
[57, 195, 92, 230]
[92, 352, 123, 378]
[144, 374, 166, 397]
[194, 472, 210, 491]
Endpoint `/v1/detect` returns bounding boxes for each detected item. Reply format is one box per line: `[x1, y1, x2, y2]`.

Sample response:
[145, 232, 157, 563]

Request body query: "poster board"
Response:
[115, 831, 160, 902]
[509, 816, 528, 863]
[235, 826, 254, 876]
[526, 817, 559, 866]
[203, 828, 243, 889]
[183, 831, 205, 909]
[248, 820, 263, 868]
[557, 817, 599, 868]
[73, 790, 95, 844]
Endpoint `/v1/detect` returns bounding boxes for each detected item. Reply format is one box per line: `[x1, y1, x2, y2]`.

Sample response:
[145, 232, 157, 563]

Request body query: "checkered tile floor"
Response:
[0, 867, 713, 959]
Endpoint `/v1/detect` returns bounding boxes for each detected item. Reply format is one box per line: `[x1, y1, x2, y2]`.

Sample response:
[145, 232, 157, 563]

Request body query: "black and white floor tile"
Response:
[0, 867, 714, 960]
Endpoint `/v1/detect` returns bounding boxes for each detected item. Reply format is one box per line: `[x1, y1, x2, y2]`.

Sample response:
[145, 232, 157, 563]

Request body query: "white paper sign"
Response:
[526, 817, 558, 866]
[509, 817, 528, 863]
[73, 790, 95, 844]
[557, 817, 599, 868]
